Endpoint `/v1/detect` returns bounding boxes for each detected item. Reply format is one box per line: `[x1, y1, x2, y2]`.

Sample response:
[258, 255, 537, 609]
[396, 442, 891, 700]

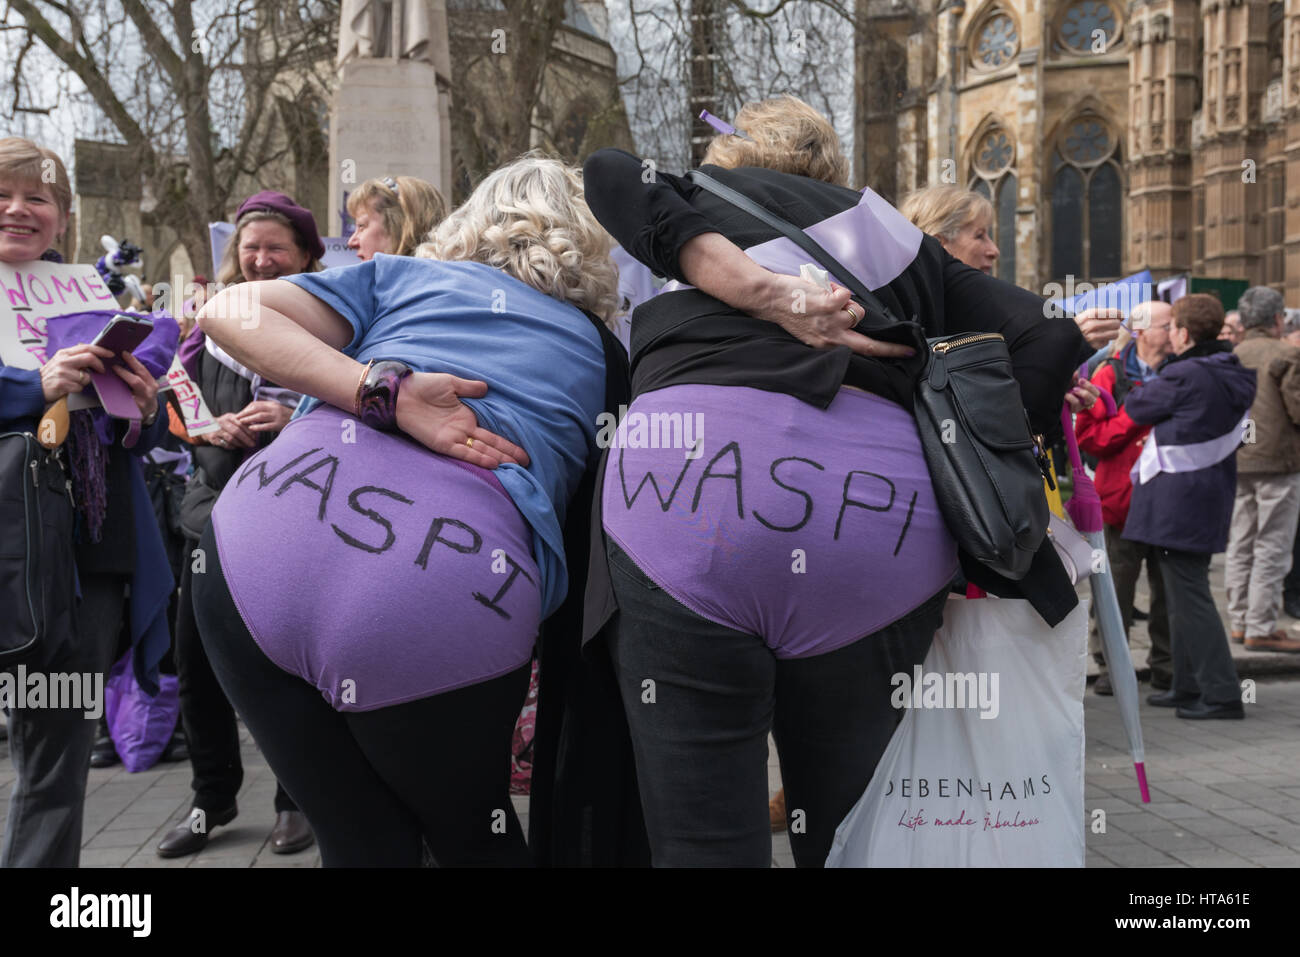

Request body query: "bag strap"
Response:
[687, 170, 900, 333]
[1105, 355, 1132, 408]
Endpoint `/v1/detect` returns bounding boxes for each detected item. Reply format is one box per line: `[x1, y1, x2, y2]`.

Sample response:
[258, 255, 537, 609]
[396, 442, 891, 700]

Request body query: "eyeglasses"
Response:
[382, 176, 399, 195]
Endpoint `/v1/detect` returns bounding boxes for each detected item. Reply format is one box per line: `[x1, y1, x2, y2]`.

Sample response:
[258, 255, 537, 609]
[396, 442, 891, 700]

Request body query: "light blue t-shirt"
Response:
[284, 255, 606, 617]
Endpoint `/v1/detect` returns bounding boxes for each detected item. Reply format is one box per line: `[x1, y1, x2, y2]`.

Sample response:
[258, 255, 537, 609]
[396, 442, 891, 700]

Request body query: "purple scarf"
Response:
[45, 309, 179, 540]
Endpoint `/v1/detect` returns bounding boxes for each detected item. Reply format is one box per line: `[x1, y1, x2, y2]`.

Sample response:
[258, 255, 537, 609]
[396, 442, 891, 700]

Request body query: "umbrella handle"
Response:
[38, 397, 70, 450]
[1060, 406, 1086, 474]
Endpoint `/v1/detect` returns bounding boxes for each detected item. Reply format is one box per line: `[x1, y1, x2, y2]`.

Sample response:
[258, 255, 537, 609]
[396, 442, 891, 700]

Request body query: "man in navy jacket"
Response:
[1123, 294, 1257, 719]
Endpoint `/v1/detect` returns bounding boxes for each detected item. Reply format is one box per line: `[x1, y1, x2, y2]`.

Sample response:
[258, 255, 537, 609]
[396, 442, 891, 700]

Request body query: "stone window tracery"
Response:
[1050, 115, 1123, 281]
[1055, 0, 1123, 56]
[968, 125, 1017, 281]
[972, 11, 1019, 71]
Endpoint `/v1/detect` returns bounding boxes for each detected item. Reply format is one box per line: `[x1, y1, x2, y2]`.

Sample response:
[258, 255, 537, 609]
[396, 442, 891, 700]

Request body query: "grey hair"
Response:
[1285, 308, 1300, 335]
[1238, 286, 1285, 331]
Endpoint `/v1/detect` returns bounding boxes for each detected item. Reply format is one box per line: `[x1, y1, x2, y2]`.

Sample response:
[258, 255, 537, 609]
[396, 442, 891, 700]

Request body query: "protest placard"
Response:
[163, 355, 219, 437]
[0, 261, 119, 370]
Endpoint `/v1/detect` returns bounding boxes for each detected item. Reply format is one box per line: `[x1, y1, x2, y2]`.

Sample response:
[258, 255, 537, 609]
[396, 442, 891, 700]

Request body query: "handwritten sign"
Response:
[0, 261, 118, 369]
[163, 355, 219, 437]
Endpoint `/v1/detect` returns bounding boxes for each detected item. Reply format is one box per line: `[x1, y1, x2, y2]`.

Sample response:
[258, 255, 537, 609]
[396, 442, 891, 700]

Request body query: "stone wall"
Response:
[863, 0, 1295, 300]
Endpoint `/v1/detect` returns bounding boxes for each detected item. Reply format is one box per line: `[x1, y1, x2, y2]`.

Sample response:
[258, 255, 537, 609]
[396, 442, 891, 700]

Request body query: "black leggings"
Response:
[191, 524, 531, 867]
[607, 542, 947, 867]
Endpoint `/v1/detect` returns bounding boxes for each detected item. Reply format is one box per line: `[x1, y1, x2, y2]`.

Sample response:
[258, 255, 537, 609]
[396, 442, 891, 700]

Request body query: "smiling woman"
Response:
[161, 188, 326, 860]
[0, 136, 174, 869]
[215, 190, 325, 285]
[0, 137, 69, 262]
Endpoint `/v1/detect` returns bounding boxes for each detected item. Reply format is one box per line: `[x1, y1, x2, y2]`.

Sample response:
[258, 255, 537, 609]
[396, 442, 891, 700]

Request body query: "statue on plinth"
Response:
[338, 0, 449, 71]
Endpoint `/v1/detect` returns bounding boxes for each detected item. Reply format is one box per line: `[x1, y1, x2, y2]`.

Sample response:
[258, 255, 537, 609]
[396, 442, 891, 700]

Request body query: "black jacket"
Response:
[527, 312, 649, 867]
[177, 346, 280, 541]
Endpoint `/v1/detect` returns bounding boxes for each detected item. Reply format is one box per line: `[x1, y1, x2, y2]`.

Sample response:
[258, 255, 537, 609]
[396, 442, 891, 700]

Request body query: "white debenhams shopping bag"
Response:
[826, 594, 1089, 867]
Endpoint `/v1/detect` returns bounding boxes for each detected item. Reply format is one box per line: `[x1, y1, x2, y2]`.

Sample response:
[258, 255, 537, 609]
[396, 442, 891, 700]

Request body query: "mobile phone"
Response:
[90, 314, 154, 367]
[82, 314, 155, 426]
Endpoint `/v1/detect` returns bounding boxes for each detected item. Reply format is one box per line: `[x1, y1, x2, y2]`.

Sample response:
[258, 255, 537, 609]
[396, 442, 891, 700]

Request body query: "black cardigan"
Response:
[582, 149, 1090, 629]
[584, 148, 1089, 438]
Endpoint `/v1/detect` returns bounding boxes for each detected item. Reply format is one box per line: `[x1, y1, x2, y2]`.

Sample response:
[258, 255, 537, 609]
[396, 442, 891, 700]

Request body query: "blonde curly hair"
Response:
[417, 155, 620, 324]
[701, 95, 849, 186]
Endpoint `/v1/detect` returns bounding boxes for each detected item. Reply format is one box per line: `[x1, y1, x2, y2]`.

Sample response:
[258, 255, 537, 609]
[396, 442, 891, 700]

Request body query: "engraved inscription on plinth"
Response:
[328, 58, 451, 235]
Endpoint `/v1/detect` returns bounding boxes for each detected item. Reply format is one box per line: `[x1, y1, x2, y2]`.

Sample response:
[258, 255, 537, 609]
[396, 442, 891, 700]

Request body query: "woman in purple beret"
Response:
[158, 190, 323, 859]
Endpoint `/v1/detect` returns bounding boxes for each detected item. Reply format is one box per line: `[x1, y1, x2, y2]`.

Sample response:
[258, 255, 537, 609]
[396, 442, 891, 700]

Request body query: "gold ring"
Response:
[465, 436, 474, 448]
[844, 303, 862, 323]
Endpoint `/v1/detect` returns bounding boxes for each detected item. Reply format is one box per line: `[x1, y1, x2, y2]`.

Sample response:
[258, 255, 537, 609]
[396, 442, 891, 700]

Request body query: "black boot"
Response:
[89, 719, 120, 768]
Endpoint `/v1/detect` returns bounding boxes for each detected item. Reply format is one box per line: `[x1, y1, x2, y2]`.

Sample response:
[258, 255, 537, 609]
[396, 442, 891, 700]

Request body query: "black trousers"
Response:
[1285, 516, 1300, 602]
[190, 524, 532, 867]
[2, 573, 121, 868]
[175, 533, 296, 815]
[605, 542, 948, 868]
[1158, 548, 1242, 707]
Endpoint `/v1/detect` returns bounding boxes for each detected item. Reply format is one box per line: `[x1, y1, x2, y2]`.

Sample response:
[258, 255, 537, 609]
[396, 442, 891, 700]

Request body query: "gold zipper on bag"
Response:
[932, 333, 1004, 353]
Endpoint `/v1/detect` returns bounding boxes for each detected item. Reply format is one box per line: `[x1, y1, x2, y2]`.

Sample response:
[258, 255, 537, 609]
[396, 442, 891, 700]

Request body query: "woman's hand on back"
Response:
[677, 232, 913, 359]
[751, 274, 915, 359]
[395, 372, 531, 469]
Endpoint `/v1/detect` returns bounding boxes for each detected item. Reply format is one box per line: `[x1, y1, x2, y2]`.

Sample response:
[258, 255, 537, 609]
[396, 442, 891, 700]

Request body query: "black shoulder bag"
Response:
[688, 170, 1048, 580]
[0, 431, 77, 666]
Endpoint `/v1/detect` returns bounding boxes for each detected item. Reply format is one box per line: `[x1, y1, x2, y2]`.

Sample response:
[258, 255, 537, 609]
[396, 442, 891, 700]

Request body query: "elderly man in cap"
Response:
[1077, 301, 1177, 693]
[1225, 287, 1300, 653]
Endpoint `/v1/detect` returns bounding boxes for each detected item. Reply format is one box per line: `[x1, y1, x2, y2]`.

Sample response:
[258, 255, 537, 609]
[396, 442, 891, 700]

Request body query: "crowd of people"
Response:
[1, 93, 1295, 868]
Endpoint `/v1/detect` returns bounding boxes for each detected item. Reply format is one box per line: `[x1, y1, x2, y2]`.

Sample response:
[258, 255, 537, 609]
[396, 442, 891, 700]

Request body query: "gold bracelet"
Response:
[353, 359, 374, 417]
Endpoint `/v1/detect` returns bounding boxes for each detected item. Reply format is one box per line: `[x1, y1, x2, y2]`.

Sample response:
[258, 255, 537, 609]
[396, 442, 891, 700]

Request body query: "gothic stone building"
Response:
[858, 0, 1294, 303]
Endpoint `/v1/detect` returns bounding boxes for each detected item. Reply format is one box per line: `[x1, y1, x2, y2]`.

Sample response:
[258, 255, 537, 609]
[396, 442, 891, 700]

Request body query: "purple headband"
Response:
[700, 110, 752, 141]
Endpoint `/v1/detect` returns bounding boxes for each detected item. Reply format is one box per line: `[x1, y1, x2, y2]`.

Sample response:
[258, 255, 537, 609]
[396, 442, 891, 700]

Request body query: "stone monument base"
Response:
[328, 58, 451, 236]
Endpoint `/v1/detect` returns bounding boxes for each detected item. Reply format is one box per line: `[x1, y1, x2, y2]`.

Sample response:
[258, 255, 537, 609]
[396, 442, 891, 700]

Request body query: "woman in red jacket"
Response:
[1076, 300, 1176, 693]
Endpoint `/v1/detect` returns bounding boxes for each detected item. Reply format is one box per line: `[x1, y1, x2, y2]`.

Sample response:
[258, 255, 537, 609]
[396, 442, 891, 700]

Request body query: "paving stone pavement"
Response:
[2, 672, 1294, 868]
[1, 555, 1297, 868]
